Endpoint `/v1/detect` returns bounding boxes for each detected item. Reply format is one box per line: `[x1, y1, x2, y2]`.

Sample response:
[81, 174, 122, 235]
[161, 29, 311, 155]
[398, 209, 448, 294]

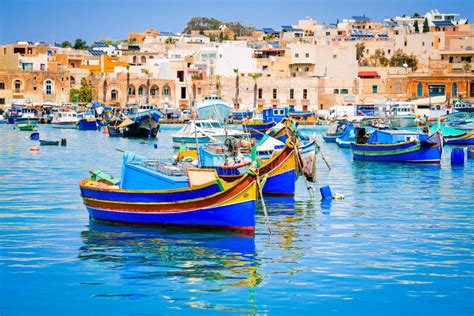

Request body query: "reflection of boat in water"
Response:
[78, 221, 260, 287]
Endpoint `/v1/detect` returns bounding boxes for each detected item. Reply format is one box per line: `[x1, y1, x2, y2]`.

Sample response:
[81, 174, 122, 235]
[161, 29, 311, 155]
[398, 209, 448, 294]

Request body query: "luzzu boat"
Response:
[243, 119, 276, 139]
[351, 129, 443, 163]
[78, 110, 98, 131]
[323, 121, 347, 142]
[79, 167, 257, 232]
[430, 121, 474, 145]
[336, 124, 356, 148]
[15, 117, 38, 131]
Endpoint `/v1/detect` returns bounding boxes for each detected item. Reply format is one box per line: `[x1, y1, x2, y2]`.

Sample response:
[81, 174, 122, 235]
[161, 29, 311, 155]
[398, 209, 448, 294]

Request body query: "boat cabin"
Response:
[367, 130, 426, 144]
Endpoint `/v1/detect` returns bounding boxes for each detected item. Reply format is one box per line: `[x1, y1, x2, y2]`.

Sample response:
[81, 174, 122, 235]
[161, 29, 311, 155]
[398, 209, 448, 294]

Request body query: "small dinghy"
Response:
[39, 140, 60, 146]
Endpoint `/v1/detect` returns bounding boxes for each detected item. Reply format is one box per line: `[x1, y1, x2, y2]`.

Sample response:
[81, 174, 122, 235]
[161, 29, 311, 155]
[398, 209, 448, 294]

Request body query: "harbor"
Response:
[0, 119, 473, 314]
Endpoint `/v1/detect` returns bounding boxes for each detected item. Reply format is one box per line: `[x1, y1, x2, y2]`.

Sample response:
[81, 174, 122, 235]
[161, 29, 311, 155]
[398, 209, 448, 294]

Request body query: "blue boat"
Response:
[78, 110, 98, 130]
[430, 121, 474, 145]
[351, 130, 442, 164]
[196, 96, 233, 124]
[323, 122, 347, 142]
[336, 124, 356, 148]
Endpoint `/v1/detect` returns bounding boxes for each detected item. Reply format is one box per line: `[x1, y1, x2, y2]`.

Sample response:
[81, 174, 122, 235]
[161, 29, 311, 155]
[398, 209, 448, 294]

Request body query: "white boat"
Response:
[386, 103, 417, 128]
[172, 119, 246, 149]
[196, 96, 233, 124]
[51, 110, 79, 129]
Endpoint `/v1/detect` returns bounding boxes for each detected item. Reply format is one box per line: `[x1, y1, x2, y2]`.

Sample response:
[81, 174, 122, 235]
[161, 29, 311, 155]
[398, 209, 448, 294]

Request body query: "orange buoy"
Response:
[29, 146, 40, 152]
[103, 126, 109, 134]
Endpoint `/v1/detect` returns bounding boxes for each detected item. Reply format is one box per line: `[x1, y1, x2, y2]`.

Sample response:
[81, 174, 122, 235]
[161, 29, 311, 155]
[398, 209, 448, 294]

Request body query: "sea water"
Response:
[0, 124, 473, 315]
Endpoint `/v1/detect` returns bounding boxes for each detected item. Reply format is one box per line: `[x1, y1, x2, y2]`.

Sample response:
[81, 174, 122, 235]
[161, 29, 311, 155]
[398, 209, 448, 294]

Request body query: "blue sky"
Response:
[0, 0, 472, 44]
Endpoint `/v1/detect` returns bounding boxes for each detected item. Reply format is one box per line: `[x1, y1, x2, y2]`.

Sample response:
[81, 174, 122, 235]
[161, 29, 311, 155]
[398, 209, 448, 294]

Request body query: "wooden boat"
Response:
[39, 140, 60, 146]
[243, 119, 275, 139]
[351, 130, 442, 163]
[79, 169, 257, 232]
[15, 117, 39, 131]
[323, 122, 346, 142]
[430, 121, 474, 145]
[78, 110, 98, 131]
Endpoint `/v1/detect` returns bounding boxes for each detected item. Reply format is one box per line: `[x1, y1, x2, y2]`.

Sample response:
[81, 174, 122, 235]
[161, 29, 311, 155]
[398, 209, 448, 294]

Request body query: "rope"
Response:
[255, 171, 272, 235]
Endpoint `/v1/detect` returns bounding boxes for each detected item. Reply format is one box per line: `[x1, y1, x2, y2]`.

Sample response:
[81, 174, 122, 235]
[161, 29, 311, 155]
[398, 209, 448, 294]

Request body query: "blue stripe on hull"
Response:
[323, 134, 340, 142]
[353, 147, 441, 163]
[86, 200, 256, 229]
[262, 169, 296, 196]
[79, 120, 98, 130]
[444, 138, 474, 145]
[80, 183, 222, 203]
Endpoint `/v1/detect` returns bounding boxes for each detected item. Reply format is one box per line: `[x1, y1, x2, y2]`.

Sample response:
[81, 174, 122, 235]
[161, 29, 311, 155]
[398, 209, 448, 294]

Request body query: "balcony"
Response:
[287, 98, 296, 104]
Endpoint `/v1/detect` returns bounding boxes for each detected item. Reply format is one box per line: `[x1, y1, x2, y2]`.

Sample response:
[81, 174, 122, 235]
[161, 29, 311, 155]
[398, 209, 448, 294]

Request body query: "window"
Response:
[372, 85, 378, 94]
[340, 89, 348, 94]
[150, 86, 159, 97]
[141, 56, 146, 64]
[0, 98, 4, 105]
[449, 57, 453, 63]
[40, 64, 45, 71]
[128, 85, 135, 95]
[295, 53, 299, 58]
[429, 85, 445, 97]
[422, 42, 425, 46]
[272, 89, 277, 99]
[177, 70, 184, 82]
[111, 90, 118, 101]
[180, 86, 186, 99]
[304, 67, 309, 72]
[326, 32, 330, 36]
[44, 80, 54, 95]
[258, 88, 262, 99]
[396, 82, 401, 94]
[333, 89, 339, 94]
[0, 82, 4, 90]
[262, 65, 268, 70]
[303, 89, 308, 99]
[22, 63, 33, 70]
[138, 85, 146, 96]
[305, 53, 309, 58]
[333, 55, 337, 59]
[417, 82, 423, 97]
[163, 85, 170, 96]
[461, 56, 472, 63]
[289, 89, 294, 99]
[388, 49, 391, 55]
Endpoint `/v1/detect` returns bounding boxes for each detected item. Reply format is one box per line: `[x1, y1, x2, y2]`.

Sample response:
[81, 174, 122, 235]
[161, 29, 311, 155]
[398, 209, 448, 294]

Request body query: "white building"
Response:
[215, 42, 257, 76]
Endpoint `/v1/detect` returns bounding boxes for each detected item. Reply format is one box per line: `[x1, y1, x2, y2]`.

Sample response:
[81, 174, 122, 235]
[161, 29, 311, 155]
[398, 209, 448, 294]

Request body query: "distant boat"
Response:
[336, 124, 356, 148]
[323, 122, 347, 142]
[351, 129, 442, 163]
[430, 121, 474, 145]
[386, 103, 417, 128]
[172, 119, 246, 149]
[79, 165, 257, 232]
[196, 96, 233, 124]
[15, 117, 38, 131]
[78, 110, 98, 131]
[452, 100, 474, 113]
[52, 110, 79, 129]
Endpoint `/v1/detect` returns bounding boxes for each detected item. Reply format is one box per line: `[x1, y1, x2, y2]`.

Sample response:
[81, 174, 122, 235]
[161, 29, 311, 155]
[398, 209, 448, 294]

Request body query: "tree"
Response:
[389, 49, 418, 70]
[70, 80, 92, 103]
[414, 20, 419, 33]
[233, 68, 239, 109]
[362, 49, 388, 67]
[423, 18, 429, 33]
[61, 41, 72, 48]
[125, 64, 130, 105]
[264, 33, 275, 41]
[102, 73, 107, 103]
[144, 68, 151, 104]
[250, 73, 261, 111]
[73, 38, 87, 50]
[219, 31, 224, 42]
[412, 12, 421, 18]
[463, 62, 472, 73]
[165, 37, 176, 44]
[356, 42, 365, 64]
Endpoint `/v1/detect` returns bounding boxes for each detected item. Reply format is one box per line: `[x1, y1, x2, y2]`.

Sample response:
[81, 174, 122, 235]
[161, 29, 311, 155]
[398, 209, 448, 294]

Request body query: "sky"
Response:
[0, 0, 473, 44]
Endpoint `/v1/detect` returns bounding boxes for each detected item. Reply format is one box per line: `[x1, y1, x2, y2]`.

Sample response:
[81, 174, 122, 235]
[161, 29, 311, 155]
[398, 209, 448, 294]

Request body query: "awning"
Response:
[117, 117, 134, 128]
[358, 71, 379, 78]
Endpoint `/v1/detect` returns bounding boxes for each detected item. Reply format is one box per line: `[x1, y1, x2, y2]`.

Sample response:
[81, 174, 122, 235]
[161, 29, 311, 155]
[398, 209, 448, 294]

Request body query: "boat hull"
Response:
[444, 133, 474, 145]
[351, 141, 441, 163]
[323, 133, 342, 143]
[52, 122, 77, 129]
[78, 118, 98, 131]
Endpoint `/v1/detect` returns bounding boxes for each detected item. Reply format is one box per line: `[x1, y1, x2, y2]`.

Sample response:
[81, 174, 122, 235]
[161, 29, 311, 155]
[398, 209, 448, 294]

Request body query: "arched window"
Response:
[44, 80, 54, 95]
[13, 79, 22, 92]
[70, 76, 76, 86]
[138, 85, 147, 96]
[417, 82, 423, 97]
[163, 85, 170, 96]
[141, 56, 146, 64]
[111, 89, 118, 101]
[128, 85, 135, 95]
[132, 56, 137, 64]
[452, 83, 458, 98]
[150, 85, 159, 97]
[149, 56, 154, 60]
[395, 82, 401, 94]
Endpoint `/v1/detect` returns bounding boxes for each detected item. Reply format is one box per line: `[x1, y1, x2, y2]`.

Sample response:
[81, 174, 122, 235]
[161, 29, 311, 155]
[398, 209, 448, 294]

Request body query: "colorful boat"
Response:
[430, 121, 474, 145]
[351, 130, 442, 163]
[79, 168, 257, 232]
[243, 119, 275, 139]
[15, 117, 38, 131]
[336, 124, 356, 148]
[323, 122, 347, 142]
[78, 110, 98, 131]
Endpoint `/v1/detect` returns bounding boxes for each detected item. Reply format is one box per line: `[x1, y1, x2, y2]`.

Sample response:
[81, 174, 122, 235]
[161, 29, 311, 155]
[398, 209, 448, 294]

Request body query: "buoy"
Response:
[29, 146, 40, 152]
[140, 141, 148, 145]
[154, 144, 158, 149]
[30, 132, 40, 140]
[61, 138, 67, 146]
[467, 145, 474, 159]
[8, 146, 13, 152]
[451, 148, 465, 166]
[320, 186, 333, 200]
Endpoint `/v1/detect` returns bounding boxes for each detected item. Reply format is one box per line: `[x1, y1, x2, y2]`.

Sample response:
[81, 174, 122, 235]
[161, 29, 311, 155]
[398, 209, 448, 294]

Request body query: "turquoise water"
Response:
[0, 124, 473, 315]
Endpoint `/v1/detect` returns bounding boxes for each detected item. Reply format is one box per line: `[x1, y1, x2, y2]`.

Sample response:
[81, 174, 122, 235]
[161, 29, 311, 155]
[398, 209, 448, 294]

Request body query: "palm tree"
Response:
[125, 64, 130, 106]
[145, 68, 151, 104]
[250, 73, 261, 112]
[102, 72, 107, 103]
[233, 68, 239, 109]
